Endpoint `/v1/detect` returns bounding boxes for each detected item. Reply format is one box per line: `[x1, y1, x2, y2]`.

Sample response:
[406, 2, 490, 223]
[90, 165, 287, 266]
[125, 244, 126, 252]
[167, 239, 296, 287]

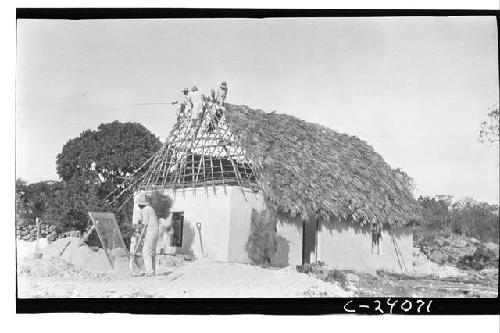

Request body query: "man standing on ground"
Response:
[138, 194, 159, 277]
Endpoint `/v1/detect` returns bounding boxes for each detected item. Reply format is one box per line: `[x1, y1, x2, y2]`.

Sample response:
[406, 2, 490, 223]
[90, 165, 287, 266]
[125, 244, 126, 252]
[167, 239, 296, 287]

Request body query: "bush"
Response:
[246, 209, 278, 266]
[296, 261, 326, 274]
[457, 244, 498, 270]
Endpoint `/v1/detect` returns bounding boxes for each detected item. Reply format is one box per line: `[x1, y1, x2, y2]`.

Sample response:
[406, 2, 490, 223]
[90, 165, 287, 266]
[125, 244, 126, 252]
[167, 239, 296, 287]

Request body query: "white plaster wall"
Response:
[133, 187, 231, 261]
[271, 217, 303, 267]
[227, 188, 265, 263]
[317, 221, 413, 273]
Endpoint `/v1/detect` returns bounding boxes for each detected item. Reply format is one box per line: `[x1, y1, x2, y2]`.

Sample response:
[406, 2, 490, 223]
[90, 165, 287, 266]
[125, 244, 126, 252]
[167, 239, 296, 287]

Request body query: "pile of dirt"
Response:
[18, 257, 112, 281]
[415, 235, 478, 265]
[412, 249, 468, 278]
[457, 243, 499, 270]
[40, 237, 113, 271]
[414, 234, 499, 275]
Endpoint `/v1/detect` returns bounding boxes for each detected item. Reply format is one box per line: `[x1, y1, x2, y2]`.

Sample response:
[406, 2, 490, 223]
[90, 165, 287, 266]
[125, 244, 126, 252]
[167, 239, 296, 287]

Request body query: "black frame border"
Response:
[15, 7, 500, 315]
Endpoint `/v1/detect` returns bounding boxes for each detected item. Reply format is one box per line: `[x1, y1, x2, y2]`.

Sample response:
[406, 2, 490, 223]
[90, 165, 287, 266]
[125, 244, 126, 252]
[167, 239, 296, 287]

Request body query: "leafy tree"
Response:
[417, 195, 453, 231]
[43, 172, 104, 231]
[56, 121, 161, 195]
[417, 194, 499, 242]
[450, 198, 499, 241]
[15, 178, 55, 226]
[48, 121, 161, 239]
[479, 105, 499, 143]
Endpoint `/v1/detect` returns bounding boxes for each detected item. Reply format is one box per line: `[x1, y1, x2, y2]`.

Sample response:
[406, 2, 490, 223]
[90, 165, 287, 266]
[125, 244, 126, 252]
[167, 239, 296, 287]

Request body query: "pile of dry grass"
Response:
[225, 104, 421, 226]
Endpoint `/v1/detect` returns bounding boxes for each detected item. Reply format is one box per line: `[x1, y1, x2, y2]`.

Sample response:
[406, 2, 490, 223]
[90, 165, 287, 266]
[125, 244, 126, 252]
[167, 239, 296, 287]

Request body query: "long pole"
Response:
[36, 217, 40, 250]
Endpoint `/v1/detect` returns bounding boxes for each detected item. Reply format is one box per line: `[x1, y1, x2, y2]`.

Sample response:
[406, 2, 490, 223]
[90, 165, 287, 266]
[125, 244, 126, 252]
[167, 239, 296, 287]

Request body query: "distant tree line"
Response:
[417, 195, 499, 242]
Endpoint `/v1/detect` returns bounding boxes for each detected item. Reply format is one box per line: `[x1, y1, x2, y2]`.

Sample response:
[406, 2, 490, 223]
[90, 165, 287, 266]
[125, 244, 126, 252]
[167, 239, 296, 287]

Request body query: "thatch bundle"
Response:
[224, 104, 421, 226]
[146, 190, 173, 219]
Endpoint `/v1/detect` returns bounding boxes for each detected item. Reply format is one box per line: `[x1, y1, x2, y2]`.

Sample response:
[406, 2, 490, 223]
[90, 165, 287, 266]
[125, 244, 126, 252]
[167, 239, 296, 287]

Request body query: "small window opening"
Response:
[170, 212, 184, 247]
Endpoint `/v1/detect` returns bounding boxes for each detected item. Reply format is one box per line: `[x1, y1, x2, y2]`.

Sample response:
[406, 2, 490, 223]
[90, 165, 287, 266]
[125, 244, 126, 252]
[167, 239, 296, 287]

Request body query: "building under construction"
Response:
[121, 95, 421, 273]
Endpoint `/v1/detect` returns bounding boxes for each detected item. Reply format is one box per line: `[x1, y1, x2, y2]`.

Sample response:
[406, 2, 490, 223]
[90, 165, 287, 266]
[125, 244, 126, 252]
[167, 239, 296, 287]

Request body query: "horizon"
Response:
[16, 17, 499, 204]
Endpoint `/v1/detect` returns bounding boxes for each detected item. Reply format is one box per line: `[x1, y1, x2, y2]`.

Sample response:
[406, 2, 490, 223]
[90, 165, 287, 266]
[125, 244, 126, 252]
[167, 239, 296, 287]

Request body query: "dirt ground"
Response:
[17, 256, 351, 298]
[16, 237, 498, 298]
[17, 255, 498, 298]
[349, 271, 498, 298]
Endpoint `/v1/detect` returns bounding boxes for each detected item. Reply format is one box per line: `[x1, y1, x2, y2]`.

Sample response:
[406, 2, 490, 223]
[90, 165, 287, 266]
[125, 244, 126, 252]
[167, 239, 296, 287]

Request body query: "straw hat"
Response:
[220, 81, 227, 89]
[191, 86, 198, 92]
[182, 88, 189, 93]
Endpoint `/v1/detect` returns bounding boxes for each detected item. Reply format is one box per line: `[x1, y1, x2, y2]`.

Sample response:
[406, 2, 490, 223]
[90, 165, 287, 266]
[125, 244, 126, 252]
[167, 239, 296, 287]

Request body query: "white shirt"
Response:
[189, 90, 204, 106]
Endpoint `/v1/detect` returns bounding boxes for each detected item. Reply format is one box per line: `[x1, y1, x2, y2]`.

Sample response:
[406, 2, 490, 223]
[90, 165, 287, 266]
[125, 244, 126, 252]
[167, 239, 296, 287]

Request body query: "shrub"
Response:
[246, 209, 278, 266]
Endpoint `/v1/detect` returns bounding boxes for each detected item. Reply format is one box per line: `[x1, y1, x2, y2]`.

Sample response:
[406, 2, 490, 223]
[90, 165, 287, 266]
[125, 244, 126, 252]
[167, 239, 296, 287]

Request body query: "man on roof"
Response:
[216, 81, 228, 106]
[188, 86, 204, 127]
[207, 81, 228, 132]
[171, 88, 190, 121]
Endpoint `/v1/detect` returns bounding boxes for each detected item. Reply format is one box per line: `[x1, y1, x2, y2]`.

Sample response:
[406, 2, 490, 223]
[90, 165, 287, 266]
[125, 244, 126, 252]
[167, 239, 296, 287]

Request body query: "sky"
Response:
[16, 17, 499, 204]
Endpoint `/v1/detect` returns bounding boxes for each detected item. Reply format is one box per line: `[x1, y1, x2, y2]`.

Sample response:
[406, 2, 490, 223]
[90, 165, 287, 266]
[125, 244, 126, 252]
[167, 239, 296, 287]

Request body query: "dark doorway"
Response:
[170, 212, 184, 247]
[302, 219, 317, 264]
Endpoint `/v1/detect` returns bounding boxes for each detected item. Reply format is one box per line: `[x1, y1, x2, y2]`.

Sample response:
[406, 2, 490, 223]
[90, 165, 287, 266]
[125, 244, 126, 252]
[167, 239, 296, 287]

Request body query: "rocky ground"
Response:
[16, 235, 498, 298]
[296, 234, 498, 298]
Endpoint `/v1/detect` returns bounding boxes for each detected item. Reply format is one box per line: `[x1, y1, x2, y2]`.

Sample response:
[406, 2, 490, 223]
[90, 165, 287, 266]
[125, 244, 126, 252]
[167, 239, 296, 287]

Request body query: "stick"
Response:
[129, 224, 147, 275]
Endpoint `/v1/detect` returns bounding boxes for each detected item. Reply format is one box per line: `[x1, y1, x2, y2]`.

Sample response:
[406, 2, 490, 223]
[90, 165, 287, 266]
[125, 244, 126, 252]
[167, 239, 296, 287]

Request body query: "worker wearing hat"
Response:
[216, 81, 228, 106]
[207, 81, 228, 132]
[137, 193, 160, 276]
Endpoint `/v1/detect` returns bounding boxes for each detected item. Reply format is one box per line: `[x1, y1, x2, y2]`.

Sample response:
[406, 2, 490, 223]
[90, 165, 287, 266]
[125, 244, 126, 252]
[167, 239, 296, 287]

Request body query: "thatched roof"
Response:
[224, 104, 422, 227]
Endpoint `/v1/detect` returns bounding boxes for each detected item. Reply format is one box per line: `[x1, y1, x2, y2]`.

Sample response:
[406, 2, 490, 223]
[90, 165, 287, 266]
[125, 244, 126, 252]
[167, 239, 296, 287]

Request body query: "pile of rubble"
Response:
[415, 235, 498, 270]
[18, 257, 112, 281]
[16, 223, 82, 243]
[457, 243, 499, 270]
[412, 247, 468, 278]
[16, 223, 54, 242]
[296, 261, 359, 290]
[40, 237, 114, 271]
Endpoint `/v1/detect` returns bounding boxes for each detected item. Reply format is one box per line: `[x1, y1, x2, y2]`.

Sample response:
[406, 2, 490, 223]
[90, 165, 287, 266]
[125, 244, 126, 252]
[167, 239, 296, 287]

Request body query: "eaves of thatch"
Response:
[224, 104, 422, 227]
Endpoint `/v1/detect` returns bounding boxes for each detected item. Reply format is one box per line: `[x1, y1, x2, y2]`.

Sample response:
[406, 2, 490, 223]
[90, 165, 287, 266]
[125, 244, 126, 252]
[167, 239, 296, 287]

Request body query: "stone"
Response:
[447, 238, 468, 248]
[429, 251, 448, 265]
[469, 237, 480, 244]
[345, 272, 360, 283]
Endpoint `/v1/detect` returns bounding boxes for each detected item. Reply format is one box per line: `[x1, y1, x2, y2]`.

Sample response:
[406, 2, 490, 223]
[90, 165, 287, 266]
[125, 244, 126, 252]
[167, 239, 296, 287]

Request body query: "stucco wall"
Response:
[133, 187, 231, 261]
[317, 221, 413, 273]
[132, 191, 413, 271]
[271, 216, 303, 267]
[227, 188, 265, 263]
